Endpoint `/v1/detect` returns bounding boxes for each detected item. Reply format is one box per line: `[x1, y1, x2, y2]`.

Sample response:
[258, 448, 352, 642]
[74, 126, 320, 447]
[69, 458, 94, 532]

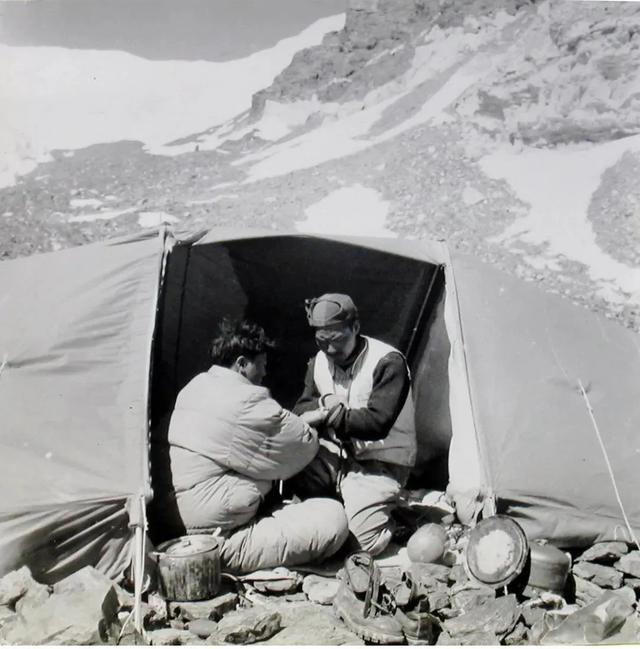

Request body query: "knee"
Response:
[307, 498, 349, 548]
[358, 526, 393, 556]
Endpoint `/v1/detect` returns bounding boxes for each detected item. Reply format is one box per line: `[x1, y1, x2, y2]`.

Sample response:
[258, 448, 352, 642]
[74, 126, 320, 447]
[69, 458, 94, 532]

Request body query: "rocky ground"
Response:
[2, 511, 640, 645]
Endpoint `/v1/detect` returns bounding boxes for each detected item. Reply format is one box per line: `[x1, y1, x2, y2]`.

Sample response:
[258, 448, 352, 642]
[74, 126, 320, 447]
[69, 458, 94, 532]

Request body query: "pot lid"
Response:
[156, 534, 219, 557]
[464, 515, 529, 589]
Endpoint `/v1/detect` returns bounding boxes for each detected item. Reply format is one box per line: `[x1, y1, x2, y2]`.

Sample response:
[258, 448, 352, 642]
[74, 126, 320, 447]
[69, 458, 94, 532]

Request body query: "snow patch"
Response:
[238, 13, 515, 183]
[68, 207, 137, 223]
[137, 211, 179, 228]
[297, 185, 395, 238]
[462, 186, 485, 206]
[0, 14, 344, 187]
[481, 133, 640, 300]
[186, 194, 239, 206]
[70, 198, 103, 209]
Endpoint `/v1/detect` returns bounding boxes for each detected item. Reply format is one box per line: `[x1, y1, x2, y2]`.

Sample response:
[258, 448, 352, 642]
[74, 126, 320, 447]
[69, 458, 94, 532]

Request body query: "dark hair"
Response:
[210, 319, 275, 367]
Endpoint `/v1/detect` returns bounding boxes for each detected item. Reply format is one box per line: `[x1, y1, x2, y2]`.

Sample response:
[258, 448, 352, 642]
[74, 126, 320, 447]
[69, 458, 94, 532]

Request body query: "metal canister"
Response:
[524, 541, 571, 596]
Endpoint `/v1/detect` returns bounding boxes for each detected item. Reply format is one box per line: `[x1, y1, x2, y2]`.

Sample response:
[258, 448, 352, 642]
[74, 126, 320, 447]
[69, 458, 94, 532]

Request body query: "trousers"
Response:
[218, 497, 349, 574]
[289, 440, 410, 556]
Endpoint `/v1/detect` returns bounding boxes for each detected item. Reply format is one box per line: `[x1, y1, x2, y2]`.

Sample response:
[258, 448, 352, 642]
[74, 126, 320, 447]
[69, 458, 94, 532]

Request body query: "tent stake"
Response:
[578, 379, 639, 551]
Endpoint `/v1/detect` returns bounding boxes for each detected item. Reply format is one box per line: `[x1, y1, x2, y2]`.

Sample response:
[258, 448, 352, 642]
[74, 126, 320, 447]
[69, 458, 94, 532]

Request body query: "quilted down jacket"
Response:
[167, 365, 318, 532]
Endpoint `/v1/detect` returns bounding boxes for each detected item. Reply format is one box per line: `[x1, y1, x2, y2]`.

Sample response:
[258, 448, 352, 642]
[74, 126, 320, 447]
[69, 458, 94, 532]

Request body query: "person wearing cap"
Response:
[153, 319, 349, 573]
[291, 294, 417, 556]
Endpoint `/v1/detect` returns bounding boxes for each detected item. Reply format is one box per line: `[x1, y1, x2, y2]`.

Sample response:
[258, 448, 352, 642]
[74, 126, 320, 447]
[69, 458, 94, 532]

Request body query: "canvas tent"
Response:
[1, 227, 639, 587]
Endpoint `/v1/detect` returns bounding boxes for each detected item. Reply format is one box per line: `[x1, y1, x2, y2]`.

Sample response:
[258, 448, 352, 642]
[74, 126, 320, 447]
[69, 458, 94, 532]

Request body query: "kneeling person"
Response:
[292, 294, 417, 556]
[157, 319, 348, 573]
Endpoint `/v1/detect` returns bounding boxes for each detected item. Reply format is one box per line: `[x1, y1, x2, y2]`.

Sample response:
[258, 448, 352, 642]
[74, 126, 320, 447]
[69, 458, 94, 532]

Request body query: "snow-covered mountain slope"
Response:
[2, 0, 639, 332]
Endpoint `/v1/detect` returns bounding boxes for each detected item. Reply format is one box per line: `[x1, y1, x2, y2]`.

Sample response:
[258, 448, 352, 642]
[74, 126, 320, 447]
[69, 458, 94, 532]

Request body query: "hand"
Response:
[300, 408, 329, 427]
[319, 394, 348, 410]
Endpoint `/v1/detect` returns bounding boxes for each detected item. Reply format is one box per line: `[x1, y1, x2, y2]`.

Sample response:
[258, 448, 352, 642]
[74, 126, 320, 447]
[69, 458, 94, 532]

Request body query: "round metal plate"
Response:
[464, 515, 529, 589]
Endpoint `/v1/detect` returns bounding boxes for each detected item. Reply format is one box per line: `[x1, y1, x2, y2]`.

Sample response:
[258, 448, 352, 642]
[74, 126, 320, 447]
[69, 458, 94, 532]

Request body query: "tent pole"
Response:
[133, 494, 148, 636]
[405, 265, 443, 363]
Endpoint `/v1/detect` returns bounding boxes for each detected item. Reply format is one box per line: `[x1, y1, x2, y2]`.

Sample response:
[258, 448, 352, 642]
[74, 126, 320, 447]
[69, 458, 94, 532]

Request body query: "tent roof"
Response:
[189, 227, 449, 266]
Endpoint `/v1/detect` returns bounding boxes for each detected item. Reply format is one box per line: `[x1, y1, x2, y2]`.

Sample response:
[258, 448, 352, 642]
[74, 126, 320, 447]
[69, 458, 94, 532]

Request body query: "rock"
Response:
[258, 603, 363, 645]
[447, 564, 468, 586]
[250, 567, 302, 594]
[0, 566, 39, 607]
[572, 562, 624, 589]
[438, 629, 501, 645]
[540, 590, 635, 644]
[1, 570, 120, 645]
[615, 550, 640, 578]
[576, 542, 629, 564]
[623, 576, 640, 593]
[147, 628, 199, 645]
[215, 607, 282, 644]
[168, 591, 238, 622]
[411, 562, 451, 583]
[187, 618, 219, 638]
[427, 589, 450, 612]
[0, 604, 16, 626]
[503, 621, 529, 645]
[302, 575, 339, 605]
[14, 581, 51, 615]
[443, 594, 520, 639]
[573, 575, 606, 606]
[145, 593, 169, 626]
[451, 587, 496, 612]
[54, 565, 117, 595]
[521, 605, 545, 628]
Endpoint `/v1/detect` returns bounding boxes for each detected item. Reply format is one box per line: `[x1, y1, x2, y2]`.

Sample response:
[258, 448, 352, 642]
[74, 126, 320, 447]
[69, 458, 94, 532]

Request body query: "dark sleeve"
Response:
[292, 357, 321, 415]
[333, 352, 410, 441]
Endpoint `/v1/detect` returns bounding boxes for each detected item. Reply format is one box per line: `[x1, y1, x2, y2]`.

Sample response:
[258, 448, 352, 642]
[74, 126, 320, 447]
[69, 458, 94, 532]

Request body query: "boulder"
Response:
[214, 607, 282, 644]
[302, 575, 339, 605]
[503, 621, 529, 645]
[623, 576, 640, 593]
[187, 618, 219, 638]
[540, 590, 635, 644]
[53, 565, 116, 595]
[427, 589, 450, 612]
[443, 594, 520, 639]
[521, 605, 545, 628]
[572, 562, 624, 589]
[576, 542, 629, 564]
[0, 566, 40, 607]
[147, 628, 200, 645]
[0, 570, 120, 645]
[0, 604, 16, 626]
[447, 564, 469, 586]
[168, 591, 238, 622]
[437, 629, 501, 645]
[615, 550, 640, 578]
[258, 603, 363, 645]
[451, 587, 496, 613]
[14, 581, 51, 615]
[573, 575, 606, 606]
[411, 562, 451, 583]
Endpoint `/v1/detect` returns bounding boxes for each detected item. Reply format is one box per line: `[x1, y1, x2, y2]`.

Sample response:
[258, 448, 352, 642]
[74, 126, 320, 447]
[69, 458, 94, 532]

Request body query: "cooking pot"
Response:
[154, 535, 221, 601]
[523, 541, 571, 596]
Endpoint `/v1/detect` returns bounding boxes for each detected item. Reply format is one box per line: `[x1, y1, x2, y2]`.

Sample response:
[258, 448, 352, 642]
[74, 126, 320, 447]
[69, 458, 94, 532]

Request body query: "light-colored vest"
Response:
[313, 336, 417, 467]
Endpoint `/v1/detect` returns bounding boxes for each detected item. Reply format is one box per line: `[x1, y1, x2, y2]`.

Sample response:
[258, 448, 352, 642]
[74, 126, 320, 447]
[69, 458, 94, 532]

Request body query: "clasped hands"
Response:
[300, 394, 348, 429]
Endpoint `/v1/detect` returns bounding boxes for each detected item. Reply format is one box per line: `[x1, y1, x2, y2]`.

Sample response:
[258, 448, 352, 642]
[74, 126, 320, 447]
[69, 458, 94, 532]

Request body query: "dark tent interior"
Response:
[149, 236, 453, 537]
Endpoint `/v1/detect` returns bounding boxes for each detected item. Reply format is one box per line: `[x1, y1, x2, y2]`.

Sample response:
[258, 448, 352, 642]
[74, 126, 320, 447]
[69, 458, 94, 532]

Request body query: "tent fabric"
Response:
[449, 252, 640, 546]
[0, 231, 164, 580]
[2, 225, 640, 584]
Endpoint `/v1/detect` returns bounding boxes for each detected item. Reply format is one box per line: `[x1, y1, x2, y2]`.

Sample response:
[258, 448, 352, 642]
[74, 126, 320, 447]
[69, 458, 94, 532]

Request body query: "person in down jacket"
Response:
[161, 319, 348, 574]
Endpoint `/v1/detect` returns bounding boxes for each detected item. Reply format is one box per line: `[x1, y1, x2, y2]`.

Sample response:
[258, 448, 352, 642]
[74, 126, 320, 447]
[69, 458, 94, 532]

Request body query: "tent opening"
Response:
[149, 236, 453, 539]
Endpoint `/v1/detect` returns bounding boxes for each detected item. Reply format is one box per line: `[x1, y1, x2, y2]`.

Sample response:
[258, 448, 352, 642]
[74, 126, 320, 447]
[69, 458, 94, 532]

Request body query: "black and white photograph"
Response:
[1, 0, 639, 645]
